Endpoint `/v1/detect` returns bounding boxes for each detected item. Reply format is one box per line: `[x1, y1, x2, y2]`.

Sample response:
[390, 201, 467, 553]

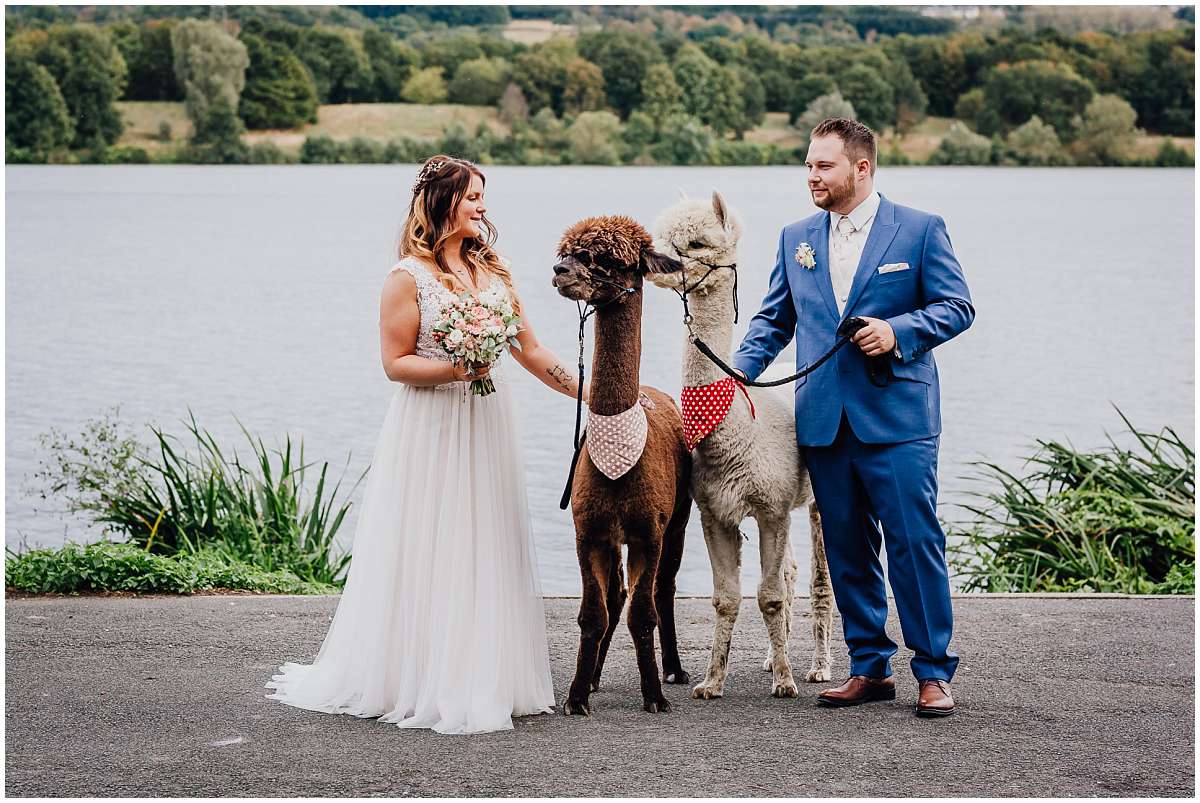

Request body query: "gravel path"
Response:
[5, 594, 1194, 797]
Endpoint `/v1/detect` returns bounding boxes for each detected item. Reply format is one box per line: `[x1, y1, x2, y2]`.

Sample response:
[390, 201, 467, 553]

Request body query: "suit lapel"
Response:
[841, 196, 899, 321]
[808, 213, 838, 321]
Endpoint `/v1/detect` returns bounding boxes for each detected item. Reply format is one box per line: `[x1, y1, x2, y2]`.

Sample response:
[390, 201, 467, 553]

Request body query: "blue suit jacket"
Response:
[733, 196, 974, 446]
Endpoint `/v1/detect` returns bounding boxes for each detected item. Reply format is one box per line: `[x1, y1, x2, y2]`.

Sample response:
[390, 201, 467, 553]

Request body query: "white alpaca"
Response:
[647, 192, 835, 699]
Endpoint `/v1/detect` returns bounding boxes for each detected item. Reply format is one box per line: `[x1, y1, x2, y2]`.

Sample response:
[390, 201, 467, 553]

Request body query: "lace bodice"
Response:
[388, 256, 511, 386]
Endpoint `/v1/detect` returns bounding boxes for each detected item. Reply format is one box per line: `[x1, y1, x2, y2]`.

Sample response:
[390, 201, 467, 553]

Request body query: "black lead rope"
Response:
[560, 278, 637, 510]
[668, 257, 890, 388]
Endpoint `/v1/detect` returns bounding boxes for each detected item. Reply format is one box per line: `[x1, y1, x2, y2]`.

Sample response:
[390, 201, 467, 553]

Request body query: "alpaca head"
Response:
[552, 215, 682, 305]
[646, 191, 742, 296]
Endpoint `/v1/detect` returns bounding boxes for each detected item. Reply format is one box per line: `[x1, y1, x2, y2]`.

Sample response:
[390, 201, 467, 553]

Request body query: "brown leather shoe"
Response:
[817, 675, 896, 708]
[916, 679, 955, 717]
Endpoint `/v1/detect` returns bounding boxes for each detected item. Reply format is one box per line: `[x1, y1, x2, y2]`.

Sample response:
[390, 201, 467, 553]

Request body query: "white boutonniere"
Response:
[795, 242, 816, 269]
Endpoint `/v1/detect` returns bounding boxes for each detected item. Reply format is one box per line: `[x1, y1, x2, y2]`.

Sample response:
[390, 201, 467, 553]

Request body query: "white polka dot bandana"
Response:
[680, 377, 756, 451]
[586, 395, 653, 480]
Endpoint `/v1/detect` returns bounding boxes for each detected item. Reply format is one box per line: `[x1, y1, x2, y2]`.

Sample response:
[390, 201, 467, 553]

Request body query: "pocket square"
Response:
[877, 262, 910, 274]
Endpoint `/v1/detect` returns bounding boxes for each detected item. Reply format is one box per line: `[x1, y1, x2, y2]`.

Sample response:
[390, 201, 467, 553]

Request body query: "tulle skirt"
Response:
[266, 376, 555, 734]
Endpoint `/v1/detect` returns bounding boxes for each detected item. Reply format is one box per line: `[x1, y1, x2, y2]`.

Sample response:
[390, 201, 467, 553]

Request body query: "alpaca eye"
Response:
[689, 240, 705, 250]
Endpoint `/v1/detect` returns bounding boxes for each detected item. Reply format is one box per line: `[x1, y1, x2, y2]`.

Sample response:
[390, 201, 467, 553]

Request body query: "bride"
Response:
[267, 155, 586, 734]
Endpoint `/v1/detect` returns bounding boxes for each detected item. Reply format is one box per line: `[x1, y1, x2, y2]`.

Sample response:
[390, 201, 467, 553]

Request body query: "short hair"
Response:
[811, 117, 877, 176]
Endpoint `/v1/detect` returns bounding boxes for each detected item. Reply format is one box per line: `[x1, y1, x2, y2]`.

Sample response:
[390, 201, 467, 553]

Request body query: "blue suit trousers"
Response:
[803, 415, 959, 682]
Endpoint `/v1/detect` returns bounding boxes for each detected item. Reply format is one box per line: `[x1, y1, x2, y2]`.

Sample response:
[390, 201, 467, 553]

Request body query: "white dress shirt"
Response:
[828, 190, 881, 316]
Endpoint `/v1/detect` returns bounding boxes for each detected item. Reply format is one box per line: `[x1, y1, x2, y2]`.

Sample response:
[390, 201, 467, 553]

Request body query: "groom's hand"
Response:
[851, 317, 896, 357]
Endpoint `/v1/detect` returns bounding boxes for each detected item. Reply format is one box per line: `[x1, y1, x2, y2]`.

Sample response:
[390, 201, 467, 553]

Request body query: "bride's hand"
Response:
[451, 361, 491, 382]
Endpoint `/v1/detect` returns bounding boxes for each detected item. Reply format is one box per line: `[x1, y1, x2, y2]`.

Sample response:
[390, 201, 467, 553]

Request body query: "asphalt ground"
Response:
[4, 594, 1194, 797]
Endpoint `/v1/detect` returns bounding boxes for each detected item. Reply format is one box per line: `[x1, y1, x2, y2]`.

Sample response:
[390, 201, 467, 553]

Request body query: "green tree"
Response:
[5, 52, 74, 158]
[418, 32, 486, 75]
[639, 62, 684, 132]
[561, 57, 606, 115]
[510, 38, 576, 115]
[566, 110, 622, 164]
[171, 20, 249, 146]
[673, 44, 719, 121]
[239, 33, 318, 130]
[732, 66, 767, 133]
[362, 27, 419, 102]
[401, 67, 448, 104]
[448, 57, 511, 106]
[297, 27, 373, 104]
[837, 63, 894, 132]
[705, 65, 750, 138]
[17, 24, 128, 149]
[620, 110, 656, 162]
[787, 73, 838, 124]
[183, 97, 248, 163]
[973, 60, 1095, 139]
[795, 92, 858, 150]
[111, 19, 182, 101]
[649, 113, 713, 165]
[1073, 93, 1139, 165]
[581, 30, 662, 119]
[497, 82, 529, 126]
[1006, 115, 1068, 165]
[928, 122, 993, 165]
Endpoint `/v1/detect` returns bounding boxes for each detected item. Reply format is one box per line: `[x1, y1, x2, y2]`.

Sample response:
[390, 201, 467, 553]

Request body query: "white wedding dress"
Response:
[266, 256, 555, 734]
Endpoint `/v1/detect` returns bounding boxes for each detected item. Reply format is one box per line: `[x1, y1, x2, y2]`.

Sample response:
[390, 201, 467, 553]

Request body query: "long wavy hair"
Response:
[398, 155, 518, 307]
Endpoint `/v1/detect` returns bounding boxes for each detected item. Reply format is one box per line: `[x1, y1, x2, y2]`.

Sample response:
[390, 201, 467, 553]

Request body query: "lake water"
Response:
[5, 165, 1194, 595]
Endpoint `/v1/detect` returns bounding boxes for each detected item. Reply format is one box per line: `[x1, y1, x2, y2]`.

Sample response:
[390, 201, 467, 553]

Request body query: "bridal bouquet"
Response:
[431, 287, 522, 397]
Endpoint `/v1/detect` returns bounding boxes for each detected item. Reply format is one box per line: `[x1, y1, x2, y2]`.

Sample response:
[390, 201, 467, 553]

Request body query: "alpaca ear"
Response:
[712, 191, 728, 229]
[642, 248, 683, 275]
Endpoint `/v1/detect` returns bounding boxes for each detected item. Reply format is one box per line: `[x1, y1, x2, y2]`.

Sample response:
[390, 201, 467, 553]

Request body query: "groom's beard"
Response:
[810, 173, 856, 211]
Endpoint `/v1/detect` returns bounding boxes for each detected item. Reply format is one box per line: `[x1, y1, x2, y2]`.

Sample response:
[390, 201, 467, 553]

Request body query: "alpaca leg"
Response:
[693, 511, 741, 700]
[592, 558, 627, 691]
[763, 533, 799, 672]
[564, 543, 615, 716]
[626, 539, 669, 713]
[756, 514, 797, 698]
[655, 495, 691, 685]
[806, 502, 835, 683]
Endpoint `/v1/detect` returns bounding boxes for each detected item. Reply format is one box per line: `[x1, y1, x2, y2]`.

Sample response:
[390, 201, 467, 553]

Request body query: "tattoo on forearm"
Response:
[547, 364, 573, 392]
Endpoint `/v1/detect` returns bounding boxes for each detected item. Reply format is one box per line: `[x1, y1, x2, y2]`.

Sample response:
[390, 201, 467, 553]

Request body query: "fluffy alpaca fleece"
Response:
[647, 192, 835, 699]
[553, 215, 693, 716]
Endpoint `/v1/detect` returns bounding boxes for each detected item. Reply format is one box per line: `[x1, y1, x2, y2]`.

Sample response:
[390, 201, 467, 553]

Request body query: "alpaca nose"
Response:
[553, 263, 570, 276]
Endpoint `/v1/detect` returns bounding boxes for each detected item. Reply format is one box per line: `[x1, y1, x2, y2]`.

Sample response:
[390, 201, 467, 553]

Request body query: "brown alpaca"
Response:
[552, 215, 693, 715]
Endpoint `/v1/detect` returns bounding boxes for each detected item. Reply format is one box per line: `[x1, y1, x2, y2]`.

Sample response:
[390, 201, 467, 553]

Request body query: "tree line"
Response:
[5, 6, 1194, 166]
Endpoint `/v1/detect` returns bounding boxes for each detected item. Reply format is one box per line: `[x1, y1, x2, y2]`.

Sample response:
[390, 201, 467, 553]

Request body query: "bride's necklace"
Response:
[447, 263, 484, 294]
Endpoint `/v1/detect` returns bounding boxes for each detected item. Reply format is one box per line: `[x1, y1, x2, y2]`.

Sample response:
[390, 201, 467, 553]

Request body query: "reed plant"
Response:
[27, 410, 362, 588]
[948, 410, 1194, 594]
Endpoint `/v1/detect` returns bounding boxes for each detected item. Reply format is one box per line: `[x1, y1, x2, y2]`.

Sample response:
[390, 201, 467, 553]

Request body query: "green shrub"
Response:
[5, 542, 337, 595]
[382, 136, 439, 163]
[299, 134, 342, 164]
[104, 146, 151, 164]
[1153, 139, 1194, 167]
[246, 141, 291, 164]
[30, 410, 362, 587]
[927, 122, 993, 165]
[949, 411, 1194, 595]
[342, 136, 386, 163]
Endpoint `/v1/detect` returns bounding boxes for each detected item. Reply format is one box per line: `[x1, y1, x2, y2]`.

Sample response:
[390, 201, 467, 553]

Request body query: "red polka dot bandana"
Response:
[586, 394, 656, 480]
[680, 377, 755, 451]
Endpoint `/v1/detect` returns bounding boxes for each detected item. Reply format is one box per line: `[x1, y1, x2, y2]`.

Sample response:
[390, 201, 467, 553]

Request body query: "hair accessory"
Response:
[411, 159, 448, 193]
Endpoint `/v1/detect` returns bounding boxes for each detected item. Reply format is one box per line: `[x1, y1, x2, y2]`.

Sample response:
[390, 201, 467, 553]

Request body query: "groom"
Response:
[732, 117, 974, 717]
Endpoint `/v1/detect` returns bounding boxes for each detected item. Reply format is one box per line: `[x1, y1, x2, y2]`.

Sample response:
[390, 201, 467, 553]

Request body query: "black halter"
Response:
[664, 257, 740, 333]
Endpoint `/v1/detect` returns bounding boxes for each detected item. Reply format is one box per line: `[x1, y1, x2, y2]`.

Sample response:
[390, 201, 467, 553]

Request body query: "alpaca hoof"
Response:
[772, 679, 799, 698]
[562, 698, 590, 716]
[692, 683, 723, 700]
[805, 667, 832, 683]
[643, 698, 671, 714]
[663, 669, 691, 685]
[589, 680, 601, 692]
